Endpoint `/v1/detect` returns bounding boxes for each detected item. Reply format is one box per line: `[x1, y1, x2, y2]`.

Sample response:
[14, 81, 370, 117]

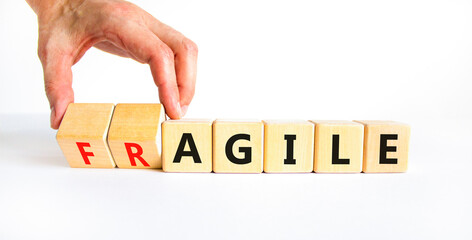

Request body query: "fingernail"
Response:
[181, 105, 188, 117]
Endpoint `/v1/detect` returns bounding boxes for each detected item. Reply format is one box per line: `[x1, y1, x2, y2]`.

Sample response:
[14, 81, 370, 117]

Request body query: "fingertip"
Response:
[50, 104, 67, 130]
[50, 107, 58, 129]
[50, 107, 64, 130]
[165, 100, 182, 119]
[48, 93, 73, 130]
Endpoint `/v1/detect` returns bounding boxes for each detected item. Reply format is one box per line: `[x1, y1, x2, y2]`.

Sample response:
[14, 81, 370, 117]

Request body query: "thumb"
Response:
[42, 55, 75, 129]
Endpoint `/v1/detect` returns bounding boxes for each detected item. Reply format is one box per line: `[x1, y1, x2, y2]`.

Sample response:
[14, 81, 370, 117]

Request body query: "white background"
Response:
[1, 0, 471, 239]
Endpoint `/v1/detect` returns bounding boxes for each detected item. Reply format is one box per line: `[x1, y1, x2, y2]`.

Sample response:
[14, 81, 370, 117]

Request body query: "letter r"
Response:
[124, 143, 150, 167]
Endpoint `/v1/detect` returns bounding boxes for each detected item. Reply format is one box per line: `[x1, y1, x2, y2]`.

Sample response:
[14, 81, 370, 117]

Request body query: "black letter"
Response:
[225, 134, 251, 164]
[380, 134, 398, 164]
[332, 134, 349, 164]
[173, 133, 202, 163]
[284, 135, 296, 165]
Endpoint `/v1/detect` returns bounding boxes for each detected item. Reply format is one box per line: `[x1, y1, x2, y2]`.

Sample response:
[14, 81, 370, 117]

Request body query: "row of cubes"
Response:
[56, 103, 410, 173]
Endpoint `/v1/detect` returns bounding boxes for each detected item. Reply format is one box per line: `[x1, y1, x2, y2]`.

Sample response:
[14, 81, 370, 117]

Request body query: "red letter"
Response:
[76, 142, 94, 165]
[124, 143, 150, 167]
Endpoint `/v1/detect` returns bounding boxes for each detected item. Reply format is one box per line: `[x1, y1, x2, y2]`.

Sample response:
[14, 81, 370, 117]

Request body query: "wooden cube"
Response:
[212, 120, 263, 173]
[310, 120, 364, 173]
[263, 120, 314, 173]
[107, 104, 165, 169]
[162, 119, 213, 172]
[56, 103, 116, 168]
[354, 120, 410, 173]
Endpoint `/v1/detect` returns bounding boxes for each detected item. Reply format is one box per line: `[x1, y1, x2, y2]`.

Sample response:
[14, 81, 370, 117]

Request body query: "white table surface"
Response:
[0, 114, 470, 240]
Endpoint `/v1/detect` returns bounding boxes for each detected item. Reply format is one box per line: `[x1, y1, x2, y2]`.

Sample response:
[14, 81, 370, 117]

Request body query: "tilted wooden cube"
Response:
[162, 119, 213, 172]
[263, 120, 314, 173]
[354, 120, 410, 173]
[56, 103, 116, 168]
[212, 120, 263, 173]
[310, 120, 364, 173]
[107, 104, 165, 169]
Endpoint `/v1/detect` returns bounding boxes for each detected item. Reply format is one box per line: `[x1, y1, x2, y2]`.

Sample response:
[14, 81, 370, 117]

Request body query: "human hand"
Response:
[26, 0, 198, 129]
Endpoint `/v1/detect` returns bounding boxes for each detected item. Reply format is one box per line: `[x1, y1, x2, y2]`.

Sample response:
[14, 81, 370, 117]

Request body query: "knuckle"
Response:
[180, 38, 198, 55]
[100, 2, 152, 35]
[101, 1, 144, 25]
[103, 1, 134, 16]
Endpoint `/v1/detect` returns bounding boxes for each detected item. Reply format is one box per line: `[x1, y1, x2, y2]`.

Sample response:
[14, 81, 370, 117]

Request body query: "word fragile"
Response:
[56, 103, 410, 173]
